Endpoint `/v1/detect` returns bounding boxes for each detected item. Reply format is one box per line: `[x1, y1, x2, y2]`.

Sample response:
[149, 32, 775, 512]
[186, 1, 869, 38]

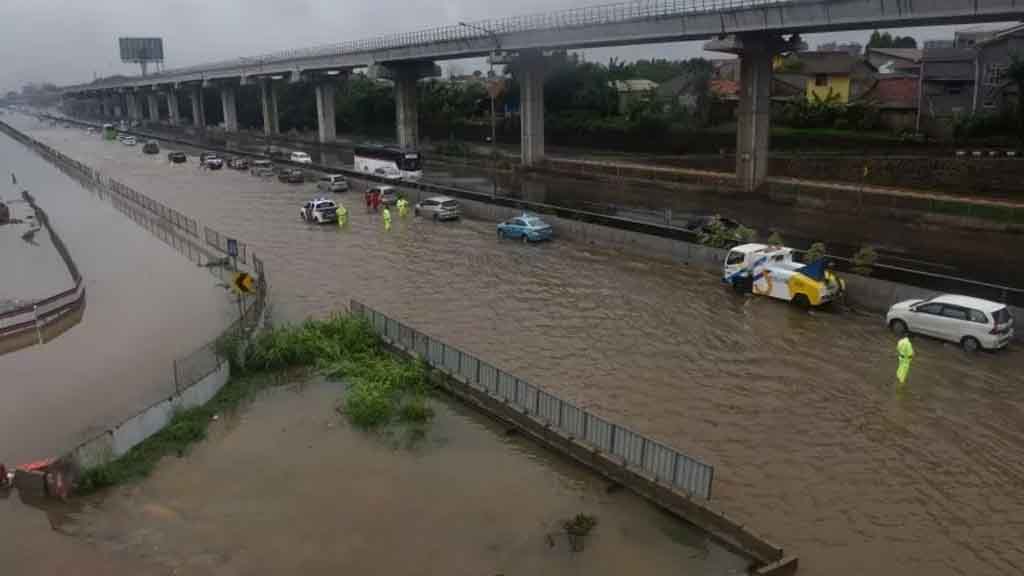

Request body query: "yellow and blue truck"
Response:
[723, 243, 844, 307]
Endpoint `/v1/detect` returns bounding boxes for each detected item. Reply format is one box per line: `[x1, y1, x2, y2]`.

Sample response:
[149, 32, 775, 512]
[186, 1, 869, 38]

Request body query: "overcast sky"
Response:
[2, 0, 1010, 93]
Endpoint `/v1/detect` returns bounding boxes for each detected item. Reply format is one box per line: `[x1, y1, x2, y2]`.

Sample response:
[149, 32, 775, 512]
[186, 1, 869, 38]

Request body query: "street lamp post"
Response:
[459, 21, 501, 197]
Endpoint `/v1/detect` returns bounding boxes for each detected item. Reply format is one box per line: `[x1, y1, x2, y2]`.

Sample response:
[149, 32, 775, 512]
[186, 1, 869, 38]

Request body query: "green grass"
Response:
[78, 315, 433, 493]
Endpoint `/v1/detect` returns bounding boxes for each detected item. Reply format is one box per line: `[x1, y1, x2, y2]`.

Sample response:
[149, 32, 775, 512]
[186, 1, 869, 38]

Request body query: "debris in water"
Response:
[562, 513, 598, 552]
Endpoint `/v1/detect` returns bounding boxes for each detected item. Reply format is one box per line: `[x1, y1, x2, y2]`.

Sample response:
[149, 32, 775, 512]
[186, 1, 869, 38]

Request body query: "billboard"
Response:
[119, 37, 164, 63]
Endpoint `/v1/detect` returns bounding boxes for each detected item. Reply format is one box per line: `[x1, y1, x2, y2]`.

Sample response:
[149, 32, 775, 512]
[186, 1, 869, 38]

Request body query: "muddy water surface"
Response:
[17, 116, 1024, 576]
[69, 378, 748, 575]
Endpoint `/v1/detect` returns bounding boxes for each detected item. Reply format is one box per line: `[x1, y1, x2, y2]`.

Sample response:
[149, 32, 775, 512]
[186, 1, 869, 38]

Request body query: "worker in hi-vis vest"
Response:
[382, 206, 392, 231]
[336, 203, 348, 228]
[896, 335, 914, 385]
[396, 197, 409, 218]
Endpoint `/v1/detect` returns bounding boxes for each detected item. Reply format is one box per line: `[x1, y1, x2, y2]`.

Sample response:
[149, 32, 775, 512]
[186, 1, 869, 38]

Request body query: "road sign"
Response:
[231, 272, 256, 294]
[226, 238, 239, 258]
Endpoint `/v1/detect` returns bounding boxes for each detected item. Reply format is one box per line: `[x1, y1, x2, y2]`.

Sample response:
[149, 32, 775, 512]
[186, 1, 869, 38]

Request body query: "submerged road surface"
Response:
[17, 115, 1024, 576]
[0, 125, 234, 574]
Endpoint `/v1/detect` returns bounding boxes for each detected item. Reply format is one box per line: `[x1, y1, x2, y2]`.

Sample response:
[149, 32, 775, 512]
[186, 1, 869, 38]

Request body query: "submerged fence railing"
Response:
[350, 299, 714, 500]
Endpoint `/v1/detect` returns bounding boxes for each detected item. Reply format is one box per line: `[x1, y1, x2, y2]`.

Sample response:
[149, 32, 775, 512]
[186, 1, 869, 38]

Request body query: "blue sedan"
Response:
[497, 214, 553, 242]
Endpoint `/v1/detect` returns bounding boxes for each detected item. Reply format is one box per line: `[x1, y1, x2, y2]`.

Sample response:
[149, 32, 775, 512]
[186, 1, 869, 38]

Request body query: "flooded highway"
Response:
[0, 125, 234, 573]
[202, 129, 1024, 287]
[14, 115, 1024, 576]
[68, 377, 748, 575]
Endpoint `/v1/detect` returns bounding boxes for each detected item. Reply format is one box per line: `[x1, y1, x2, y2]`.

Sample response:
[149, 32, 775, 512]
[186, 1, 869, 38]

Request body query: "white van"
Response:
[289, 151, 312, 164]
[887, 294, 1014, 351]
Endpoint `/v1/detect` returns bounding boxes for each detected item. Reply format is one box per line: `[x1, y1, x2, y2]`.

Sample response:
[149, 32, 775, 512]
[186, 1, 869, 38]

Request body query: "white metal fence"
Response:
[350, 299, 714, 499]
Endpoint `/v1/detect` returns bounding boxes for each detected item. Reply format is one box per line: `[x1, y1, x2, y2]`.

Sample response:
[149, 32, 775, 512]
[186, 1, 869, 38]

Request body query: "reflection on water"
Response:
[18, 116, 1024, 576]
[67, 378, 748, 575]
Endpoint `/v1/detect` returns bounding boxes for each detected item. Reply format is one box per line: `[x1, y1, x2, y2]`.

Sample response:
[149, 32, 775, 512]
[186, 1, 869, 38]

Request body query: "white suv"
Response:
[290, 151, 312, 164]
[887, 294, 1014, 351]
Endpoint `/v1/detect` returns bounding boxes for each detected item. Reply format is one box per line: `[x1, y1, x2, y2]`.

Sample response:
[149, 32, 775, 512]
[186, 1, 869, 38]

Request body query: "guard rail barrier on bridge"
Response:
[351, 299, 715, 500]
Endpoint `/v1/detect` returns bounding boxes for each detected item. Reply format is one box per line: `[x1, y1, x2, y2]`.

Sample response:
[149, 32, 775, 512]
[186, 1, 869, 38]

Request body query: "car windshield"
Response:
[523, 218, 545, 228]
[726, 251, 745, 265]
[441, 200, 458, 209]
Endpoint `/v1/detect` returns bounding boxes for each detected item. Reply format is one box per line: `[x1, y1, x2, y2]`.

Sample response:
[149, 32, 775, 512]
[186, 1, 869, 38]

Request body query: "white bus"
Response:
[353, 145, 422, 180]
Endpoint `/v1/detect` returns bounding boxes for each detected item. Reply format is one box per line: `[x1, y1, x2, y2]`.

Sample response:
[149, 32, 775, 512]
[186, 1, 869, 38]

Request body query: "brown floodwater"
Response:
[65, 377, 748, 575]
[14, 115, 1024, 576]
[1, 123, 234, 574]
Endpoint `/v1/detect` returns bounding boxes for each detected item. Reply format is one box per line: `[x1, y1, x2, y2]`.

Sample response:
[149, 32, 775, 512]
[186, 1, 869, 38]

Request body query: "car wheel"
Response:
[961, 336, 981, 352]
[522, 233, 529, 244]
[792, 293, 811, 308]
[889, 319, 908, 336]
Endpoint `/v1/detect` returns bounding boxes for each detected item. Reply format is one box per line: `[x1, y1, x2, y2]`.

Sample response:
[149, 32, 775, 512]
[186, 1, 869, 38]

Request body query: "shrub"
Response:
[698, 216, 757, 248]
[852, 245, 879, 275]
[767, 231, 784, 246]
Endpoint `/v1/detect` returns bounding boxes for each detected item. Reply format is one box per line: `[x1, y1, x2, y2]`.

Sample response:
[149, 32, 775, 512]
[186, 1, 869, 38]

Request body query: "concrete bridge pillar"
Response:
[101, 95, 115, 118]
[112, 94, 124, 118]
[259, 79, 279, 136]
[166, 89, 181, 126]
[394, 68, 419, 149]
[125, 92, 140, 121]
[146, 92, 161, 123]
[190, 86, 206, 128]
[519, 50, 546, 166]
[220, 85, 238, 132]
[315, 81, 336, 143]
[736, 43, 772, 192]
[707, 33, 799, 192]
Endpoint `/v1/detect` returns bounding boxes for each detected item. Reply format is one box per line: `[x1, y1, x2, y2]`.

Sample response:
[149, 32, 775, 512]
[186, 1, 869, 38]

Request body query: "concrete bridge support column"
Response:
[315, 81, 336, 143]
[736, 44, 772, 192]
[259, 80, 279, 136]
[112, 94, 124, 118]
[190, 86, 205, 128]
[166, 89, 181, 126]
[126, 92, 140, 121]
[146, 92, 161, 123]
[519, 50, 546, 166]
[102, 95, 115, 118]
[394, 69, 419, 149]
[220, 86, 238, 132]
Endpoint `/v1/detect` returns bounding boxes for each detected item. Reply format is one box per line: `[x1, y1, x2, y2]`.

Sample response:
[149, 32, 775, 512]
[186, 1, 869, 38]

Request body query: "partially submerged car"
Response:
[887, 294, 1014, 351]
[278, 168, 305, 183]
[299, 197, 339, 224]
[414, 196, 460, 221]
[497, 214, 553, 243]
[167, 151, 187, 163]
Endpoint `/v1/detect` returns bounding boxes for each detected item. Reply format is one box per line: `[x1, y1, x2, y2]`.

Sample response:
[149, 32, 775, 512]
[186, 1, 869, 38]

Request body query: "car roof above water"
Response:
[930, 294, 1006, 312]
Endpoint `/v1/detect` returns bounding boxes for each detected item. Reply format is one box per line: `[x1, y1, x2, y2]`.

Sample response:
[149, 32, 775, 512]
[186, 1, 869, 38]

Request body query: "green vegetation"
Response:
[767, 231, 784, 246]
[563, 513, 599, 552]
[78, 315, 432, 493]
[697, 216, 756, 248]
[867, 30, 917, 49]
[852, 246, 879, 275]
[805, 242, 828, 263]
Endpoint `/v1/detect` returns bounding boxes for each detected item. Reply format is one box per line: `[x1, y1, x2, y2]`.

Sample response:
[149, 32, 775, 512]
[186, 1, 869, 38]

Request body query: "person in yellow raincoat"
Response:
[336, 203, 348, 228]
[896, 335, 914, 385]
[382, 206, 392, 231]
[396, 197, 409, 218]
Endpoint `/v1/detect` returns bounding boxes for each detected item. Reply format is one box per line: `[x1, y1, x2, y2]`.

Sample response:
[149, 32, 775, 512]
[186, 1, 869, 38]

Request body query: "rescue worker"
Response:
[337, 203, 348, 228]
[896, 334, 914, 386]
[382, 206, 392, 231]
[396, 197, 409, 218]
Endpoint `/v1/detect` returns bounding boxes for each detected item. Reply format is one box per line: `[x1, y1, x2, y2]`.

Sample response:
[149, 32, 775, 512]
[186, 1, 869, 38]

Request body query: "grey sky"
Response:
[0, 0, 1006, 93]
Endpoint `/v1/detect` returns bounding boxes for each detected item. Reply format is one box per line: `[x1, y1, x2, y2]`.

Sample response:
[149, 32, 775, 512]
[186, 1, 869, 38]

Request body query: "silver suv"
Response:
[317, 174, 349, 193]
[415, 195, 460, 221]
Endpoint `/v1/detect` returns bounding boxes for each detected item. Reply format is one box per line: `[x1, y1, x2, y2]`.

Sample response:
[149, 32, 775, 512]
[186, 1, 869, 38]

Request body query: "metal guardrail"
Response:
[350, 299, 714, 500]
[70, 0, 785, 89]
